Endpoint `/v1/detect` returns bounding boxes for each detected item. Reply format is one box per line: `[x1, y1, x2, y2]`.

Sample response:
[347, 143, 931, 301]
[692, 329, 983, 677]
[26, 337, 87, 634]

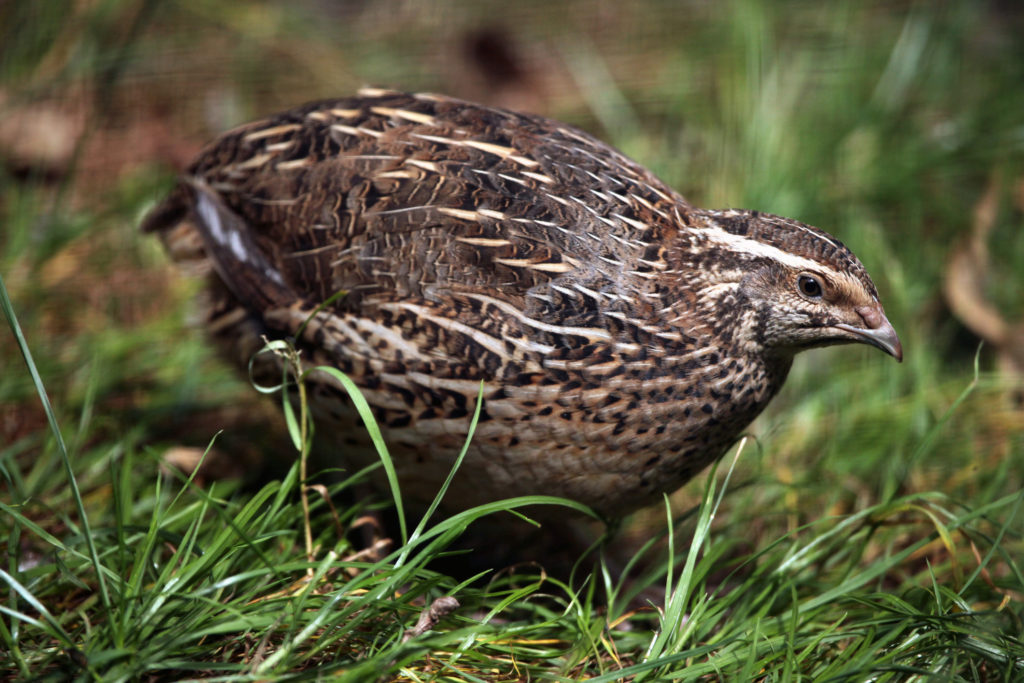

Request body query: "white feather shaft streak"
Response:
[243, 124, 302, 142]
[370, 106, 437, 125]
[462, 293, 613, 343]
[378, 302, 516, 361]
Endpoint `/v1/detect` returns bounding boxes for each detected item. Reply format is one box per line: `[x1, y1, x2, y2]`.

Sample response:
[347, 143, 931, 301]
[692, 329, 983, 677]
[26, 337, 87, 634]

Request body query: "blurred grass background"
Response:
[2, 0, 1023, 679]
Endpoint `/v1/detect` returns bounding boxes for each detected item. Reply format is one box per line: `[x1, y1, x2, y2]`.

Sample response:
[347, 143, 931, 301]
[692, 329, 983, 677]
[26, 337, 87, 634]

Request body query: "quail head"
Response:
[143, 89, 902, 518]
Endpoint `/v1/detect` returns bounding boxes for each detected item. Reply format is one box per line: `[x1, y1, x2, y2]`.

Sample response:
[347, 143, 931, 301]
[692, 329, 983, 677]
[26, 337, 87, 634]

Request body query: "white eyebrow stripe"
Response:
[697, 226, 836, 275]
[717, 209, 841, 251]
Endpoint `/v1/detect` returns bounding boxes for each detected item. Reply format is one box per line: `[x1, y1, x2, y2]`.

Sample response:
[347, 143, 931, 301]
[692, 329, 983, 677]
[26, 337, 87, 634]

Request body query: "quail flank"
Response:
[143, 88, 902, 518]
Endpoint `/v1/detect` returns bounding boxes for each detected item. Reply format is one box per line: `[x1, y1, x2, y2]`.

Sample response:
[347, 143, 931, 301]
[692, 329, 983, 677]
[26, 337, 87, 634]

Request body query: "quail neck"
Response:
[143, 89, 902, 517]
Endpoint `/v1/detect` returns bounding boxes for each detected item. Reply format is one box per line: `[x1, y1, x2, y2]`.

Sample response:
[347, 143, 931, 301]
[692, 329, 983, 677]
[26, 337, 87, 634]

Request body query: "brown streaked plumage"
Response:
[143, 88, 902, 518]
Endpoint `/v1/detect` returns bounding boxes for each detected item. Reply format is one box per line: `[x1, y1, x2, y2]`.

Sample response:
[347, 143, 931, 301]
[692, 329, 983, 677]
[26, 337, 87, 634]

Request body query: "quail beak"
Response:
[834, 305, 903, 361]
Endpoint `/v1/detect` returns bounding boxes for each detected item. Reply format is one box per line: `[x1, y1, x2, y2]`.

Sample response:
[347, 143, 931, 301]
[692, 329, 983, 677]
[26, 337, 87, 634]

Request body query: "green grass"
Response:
[3, 0, 1023, 680]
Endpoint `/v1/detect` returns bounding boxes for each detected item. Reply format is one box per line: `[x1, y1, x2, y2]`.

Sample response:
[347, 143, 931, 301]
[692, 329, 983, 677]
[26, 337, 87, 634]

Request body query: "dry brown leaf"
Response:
[943, 173, 1024, 404]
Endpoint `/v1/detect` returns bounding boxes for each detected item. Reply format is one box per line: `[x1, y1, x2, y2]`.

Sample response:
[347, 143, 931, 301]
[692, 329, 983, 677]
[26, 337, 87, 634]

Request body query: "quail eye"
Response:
[797, 274, 824, 299]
